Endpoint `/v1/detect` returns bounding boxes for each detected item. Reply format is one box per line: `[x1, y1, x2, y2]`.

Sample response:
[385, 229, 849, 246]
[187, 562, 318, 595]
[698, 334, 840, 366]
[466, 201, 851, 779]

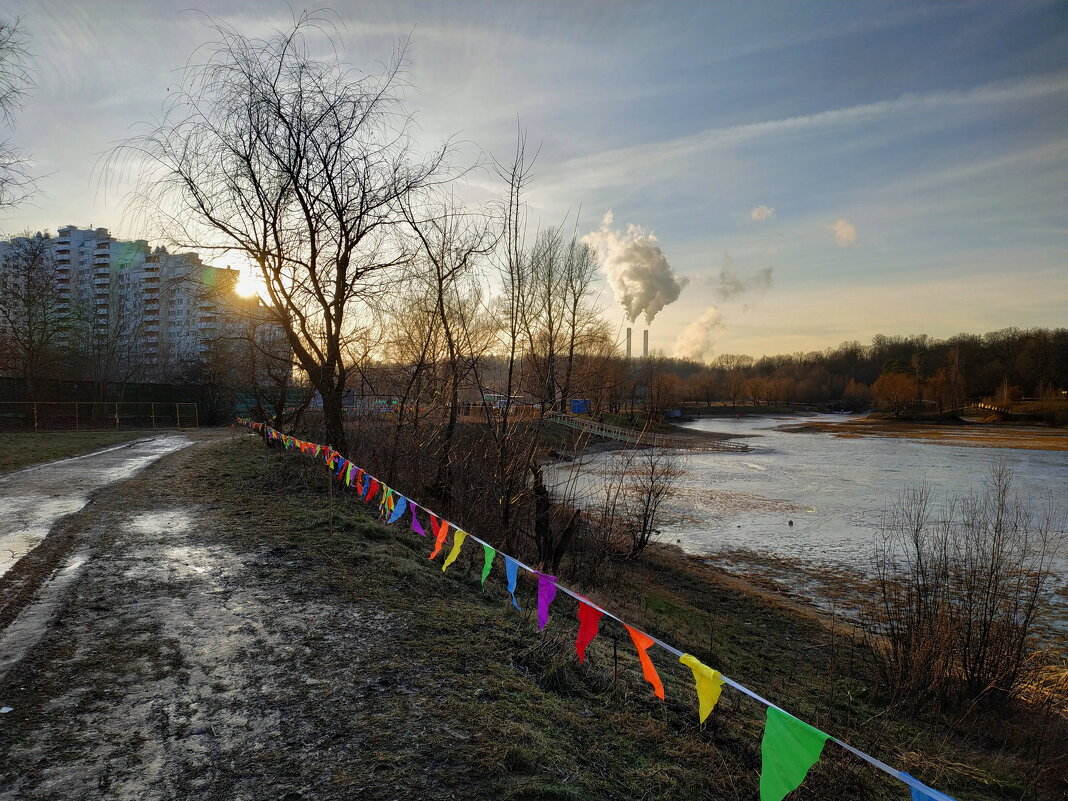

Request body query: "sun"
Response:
[235, 272, 261, 297]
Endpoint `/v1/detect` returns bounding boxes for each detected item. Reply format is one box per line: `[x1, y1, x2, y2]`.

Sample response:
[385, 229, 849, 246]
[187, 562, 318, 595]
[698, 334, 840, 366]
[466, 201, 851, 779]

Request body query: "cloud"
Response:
[583, 211, 688, 323]
[829, 218, 857, 246]
[751, 204, 775, 221]
[545, 72, 1068, 193]
[674, 306, 723, 362]
[715, 253, 774, 300]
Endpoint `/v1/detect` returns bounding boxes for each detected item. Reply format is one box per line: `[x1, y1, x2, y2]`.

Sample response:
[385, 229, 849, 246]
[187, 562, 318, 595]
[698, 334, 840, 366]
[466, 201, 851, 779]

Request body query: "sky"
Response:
[2, 1, 1066, 359]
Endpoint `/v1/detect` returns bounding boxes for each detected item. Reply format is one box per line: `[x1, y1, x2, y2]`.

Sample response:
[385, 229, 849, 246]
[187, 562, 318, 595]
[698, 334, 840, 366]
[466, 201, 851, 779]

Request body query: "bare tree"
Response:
[0, 231, 66, 395]
[0, 17, 34, 214]
[619, 447, 683, 559]
[111, 13, 451, 452]
[404, 193, 495, 499]
[869, 464, 1062, 705]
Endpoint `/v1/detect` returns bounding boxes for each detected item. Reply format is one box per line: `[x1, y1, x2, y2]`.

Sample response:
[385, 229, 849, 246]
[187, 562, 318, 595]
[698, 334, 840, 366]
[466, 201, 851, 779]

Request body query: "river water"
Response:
[550, 415, 1068, 592]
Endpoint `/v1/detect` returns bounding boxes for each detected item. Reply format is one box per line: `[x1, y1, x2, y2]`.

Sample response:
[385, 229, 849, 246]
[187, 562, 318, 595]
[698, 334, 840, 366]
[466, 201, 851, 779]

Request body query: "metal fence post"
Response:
[175, 402, 181, 429]
[114, 402, 119, 430]
[75, 402, 79, 431]
[151, 403, 156, 429]
[33, 402, 38, 432]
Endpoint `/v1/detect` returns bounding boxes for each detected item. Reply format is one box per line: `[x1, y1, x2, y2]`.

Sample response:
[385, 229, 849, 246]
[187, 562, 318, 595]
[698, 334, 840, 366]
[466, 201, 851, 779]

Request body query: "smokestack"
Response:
[643, 329, 649, 359]
[626, 327, 632, 359]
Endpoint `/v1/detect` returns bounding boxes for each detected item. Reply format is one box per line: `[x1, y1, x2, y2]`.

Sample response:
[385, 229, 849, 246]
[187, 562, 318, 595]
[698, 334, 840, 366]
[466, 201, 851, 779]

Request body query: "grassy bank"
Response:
[0, 430, 158, 474]
[172, 434, 1058, 800]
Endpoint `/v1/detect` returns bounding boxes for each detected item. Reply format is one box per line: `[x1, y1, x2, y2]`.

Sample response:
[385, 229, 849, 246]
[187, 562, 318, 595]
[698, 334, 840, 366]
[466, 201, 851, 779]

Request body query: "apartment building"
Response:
[1, 225, 269, 382]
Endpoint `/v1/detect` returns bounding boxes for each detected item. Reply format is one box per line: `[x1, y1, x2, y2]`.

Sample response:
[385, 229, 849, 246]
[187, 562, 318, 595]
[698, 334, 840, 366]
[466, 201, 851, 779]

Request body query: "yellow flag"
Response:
[442, 531, 469, 572]
[679, 653, 725, 724]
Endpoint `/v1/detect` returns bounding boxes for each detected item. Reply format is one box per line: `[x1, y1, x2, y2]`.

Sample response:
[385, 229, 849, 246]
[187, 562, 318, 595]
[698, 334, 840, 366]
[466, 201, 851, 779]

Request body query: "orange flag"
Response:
[625, 625, 665, 700]
[428, 515, 450, 560]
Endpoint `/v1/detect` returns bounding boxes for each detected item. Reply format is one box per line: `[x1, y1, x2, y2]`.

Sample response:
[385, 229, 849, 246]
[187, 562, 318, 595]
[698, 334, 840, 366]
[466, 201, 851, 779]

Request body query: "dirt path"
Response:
[0, 439, 453, 801]
[0, 435, 194, 576]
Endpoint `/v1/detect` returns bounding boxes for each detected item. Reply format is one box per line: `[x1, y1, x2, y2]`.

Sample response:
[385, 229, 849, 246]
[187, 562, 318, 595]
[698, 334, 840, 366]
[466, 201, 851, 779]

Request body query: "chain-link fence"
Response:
[0, 401, 199, 431]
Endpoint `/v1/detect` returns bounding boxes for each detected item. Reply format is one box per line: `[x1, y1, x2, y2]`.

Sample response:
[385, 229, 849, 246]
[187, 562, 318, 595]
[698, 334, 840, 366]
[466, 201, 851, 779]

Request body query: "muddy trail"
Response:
[0, 437, 502, 801]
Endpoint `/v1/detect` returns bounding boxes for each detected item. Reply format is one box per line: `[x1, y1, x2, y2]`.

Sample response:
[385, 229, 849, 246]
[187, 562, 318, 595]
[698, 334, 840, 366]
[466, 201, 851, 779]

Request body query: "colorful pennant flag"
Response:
[480, 544, 496, 587]
[387, 495, 408, 525]
[759, 707, 829, 801]
[365, 477, 380, 503]
[575, 601, 603, 664]
[504, 555, 522, 610]
[679, 654, 725, 724]
[900, 773, 958, 801]
[625, 625, 665, 700]
[409, 503, 427, 536]
[536, 573, 558, 631]
[442, 530, 468, 572]
[428, 515, 450, 560]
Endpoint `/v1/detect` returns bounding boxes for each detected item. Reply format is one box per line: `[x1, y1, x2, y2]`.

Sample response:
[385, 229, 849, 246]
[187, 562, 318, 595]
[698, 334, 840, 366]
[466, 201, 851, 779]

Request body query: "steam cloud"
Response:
[673, 306, 722, 362]
[715, 253, 773, 300]
[583, 211, 688, 324]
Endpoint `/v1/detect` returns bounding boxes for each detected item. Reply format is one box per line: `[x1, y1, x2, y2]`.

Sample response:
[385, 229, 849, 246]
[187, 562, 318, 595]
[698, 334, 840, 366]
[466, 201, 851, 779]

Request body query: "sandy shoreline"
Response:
[778, 416, 1068, 451]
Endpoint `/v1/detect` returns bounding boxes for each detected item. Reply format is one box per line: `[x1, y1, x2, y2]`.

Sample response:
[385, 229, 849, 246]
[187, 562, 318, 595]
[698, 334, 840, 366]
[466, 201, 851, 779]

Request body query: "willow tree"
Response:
[112, 13, 449, 451]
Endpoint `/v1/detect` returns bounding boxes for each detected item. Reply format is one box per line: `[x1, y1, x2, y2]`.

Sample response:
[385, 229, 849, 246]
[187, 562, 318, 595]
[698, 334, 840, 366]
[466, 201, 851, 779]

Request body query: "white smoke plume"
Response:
[583, 211, 688, 324]
[715, 253, 773, 300]
[674, 306, 722, 362]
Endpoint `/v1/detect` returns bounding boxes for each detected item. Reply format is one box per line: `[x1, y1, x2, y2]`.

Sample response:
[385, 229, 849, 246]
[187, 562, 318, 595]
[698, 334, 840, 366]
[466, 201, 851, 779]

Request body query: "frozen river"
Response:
[550, 415, 1068, 573]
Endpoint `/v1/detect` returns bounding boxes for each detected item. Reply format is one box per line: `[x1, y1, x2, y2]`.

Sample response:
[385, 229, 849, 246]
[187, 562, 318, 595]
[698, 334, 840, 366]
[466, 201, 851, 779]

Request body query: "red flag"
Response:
[428, 515, 450, 560]
[625, 625, 665, 700]
[576, 601, 603, 664]
[365, 477, 380, 502]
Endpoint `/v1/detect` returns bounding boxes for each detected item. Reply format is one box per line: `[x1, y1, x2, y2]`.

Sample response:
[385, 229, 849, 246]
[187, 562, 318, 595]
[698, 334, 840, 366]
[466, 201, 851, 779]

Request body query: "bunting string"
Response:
[238, 419, 957, 801]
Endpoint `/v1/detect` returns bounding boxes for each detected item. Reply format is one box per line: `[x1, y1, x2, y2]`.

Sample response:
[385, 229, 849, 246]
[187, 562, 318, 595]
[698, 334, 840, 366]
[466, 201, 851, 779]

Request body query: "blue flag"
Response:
[504, 555, 522, 610]
[387, 495, 408, 524]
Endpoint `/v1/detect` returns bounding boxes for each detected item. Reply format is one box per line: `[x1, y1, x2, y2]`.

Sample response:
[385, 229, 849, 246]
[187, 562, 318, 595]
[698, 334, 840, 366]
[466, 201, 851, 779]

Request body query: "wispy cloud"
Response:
[544, 72, 1068, 191]
[751, 204, 775, 221]
[829, 219, 857, 246]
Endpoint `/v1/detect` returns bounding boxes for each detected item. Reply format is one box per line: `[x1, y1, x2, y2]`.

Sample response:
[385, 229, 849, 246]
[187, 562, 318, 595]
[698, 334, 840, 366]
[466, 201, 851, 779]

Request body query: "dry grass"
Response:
[5, 434, 1060, 800]
[783, 418, 1068, 452]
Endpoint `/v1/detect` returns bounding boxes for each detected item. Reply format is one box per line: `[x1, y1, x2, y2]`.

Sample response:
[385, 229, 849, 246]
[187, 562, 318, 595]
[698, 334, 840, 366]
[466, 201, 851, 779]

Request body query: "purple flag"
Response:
[410, 503, 427, 536]
[536, 573, 558, 631]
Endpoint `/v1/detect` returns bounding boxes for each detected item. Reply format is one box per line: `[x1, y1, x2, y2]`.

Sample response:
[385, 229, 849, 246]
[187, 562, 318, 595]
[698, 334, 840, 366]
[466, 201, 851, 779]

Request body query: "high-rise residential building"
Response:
[1, 225, 277, 383]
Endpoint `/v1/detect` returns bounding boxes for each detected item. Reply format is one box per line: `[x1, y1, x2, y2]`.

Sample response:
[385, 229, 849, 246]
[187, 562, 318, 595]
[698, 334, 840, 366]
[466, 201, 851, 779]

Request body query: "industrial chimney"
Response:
[626, 327, 632, 359]
[643, 329, 649, 359]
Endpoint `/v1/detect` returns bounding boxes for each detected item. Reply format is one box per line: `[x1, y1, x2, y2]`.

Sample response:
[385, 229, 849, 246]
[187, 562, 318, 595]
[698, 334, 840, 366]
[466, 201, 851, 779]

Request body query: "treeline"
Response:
[641, 327, 1068, 413]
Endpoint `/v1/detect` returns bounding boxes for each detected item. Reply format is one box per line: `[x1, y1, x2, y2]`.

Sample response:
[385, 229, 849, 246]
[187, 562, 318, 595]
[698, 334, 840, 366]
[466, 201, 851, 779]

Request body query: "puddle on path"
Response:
[0, 436, 192, 577]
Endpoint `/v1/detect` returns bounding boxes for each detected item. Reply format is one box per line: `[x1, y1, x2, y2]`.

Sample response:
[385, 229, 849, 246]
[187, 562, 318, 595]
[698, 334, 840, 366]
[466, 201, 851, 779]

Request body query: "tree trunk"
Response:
[320, 382, 348, 453]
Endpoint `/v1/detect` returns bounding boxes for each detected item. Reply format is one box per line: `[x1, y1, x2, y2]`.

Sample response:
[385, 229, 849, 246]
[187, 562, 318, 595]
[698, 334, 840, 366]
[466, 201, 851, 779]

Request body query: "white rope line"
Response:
[251, 423, 956, 800]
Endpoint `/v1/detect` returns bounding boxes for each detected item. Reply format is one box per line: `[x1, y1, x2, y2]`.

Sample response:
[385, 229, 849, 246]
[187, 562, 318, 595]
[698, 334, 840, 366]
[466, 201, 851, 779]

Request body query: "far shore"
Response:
[775, 414, 1068, 452]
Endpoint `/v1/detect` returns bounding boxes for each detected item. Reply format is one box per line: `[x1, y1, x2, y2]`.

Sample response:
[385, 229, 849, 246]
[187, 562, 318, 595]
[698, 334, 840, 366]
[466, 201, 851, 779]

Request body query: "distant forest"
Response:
[647, 327, 1068, 412]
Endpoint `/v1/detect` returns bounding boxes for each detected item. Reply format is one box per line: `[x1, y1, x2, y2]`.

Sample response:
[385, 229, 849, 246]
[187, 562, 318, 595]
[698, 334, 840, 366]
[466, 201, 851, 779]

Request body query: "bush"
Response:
[868, 464, 1062, 706]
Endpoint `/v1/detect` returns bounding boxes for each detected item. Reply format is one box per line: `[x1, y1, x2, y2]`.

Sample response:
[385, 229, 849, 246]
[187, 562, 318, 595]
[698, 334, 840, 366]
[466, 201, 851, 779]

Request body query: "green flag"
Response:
[759, 707, 829, 801]
[480, 544, 496, 588]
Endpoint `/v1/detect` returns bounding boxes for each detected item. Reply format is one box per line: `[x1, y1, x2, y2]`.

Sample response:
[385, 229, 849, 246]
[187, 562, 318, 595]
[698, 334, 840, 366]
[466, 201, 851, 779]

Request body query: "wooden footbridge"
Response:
[545, 412, 749, 452]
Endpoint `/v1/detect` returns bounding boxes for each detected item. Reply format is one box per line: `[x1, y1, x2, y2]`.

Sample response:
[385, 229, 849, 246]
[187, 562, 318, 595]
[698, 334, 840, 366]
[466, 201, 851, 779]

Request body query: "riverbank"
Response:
[2, 433, 1061, 799]
[778, 415, 1068, 451]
